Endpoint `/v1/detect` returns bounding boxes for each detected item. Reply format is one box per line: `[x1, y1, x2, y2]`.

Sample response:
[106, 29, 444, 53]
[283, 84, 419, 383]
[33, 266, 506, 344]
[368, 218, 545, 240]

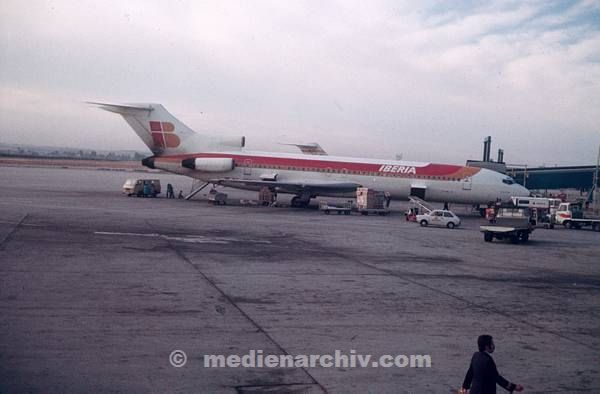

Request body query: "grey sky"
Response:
[1, 0, 599, 166]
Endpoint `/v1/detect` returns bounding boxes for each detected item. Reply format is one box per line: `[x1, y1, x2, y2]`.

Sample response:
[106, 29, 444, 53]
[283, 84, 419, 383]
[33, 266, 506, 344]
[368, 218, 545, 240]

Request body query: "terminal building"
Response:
[506, 165, 598, 193]
[467, 136, 599, 196]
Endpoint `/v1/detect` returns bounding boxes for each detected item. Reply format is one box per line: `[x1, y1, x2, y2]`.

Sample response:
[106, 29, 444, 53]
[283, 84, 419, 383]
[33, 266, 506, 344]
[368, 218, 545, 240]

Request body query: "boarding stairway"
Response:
[185, 180, 210, 200]
[408, 195, 433, 214]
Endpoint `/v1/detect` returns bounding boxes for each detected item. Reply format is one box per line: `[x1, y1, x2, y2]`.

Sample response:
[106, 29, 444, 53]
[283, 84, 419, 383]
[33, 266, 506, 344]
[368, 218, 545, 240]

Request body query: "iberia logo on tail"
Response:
[149, 121, 180, 148]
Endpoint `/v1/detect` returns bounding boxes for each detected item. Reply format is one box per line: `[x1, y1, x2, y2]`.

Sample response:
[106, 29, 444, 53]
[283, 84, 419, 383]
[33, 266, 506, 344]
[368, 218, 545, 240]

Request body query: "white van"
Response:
[122, 179, 161, 197]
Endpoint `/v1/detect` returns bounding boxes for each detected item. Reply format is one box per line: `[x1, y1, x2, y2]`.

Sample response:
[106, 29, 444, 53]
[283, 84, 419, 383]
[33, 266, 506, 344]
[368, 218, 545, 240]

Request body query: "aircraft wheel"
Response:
[291, 197, 309, 208]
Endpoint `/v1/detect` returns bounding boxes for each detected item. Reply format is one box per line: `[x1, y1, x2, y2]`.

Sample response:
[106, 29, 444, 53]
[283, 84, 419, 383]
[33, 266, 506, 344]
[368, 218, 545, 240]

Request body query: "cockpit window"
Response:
[502, 177, 514, 185]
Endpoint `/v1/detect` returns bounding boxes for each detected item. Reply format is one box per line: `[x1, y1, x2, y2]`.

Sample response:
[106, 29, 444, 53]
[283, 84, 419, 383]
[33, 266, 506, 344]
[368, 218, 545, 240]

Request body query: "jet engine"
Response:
[181, 157, 234, 172]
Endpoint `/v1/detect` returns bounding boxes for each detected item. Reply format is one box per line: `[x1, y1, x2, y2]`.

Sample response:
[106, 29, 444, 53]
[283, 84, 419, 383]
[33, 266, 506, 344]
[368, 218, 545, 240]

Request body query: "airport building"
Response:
[467, 137, 599, 199]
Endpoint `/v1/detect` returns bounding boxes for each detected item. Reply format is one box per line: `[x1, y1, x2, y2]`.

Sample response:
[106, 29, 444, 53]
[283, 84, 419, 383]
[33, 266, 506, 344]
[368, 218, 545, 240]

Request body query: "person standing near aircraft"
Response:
[384, 191, 391, 208]
[166, 183, 174, 198]
[142, 181, 150, 197]
[462, 335, 524, 394]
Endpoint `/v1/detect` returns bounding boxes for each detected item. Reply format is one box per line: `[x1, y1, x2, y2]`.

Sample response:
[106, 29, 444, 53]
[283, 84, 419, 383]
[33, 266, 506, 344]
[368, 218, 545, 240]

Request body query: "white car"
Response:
[417, 210, 461, 229]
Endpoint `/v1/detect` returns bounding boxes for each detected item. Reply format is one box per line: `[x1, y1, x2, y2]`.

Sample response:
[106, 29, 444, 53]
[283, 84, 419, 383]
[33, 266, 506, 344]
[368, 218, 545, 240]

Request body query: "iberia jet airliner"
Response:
[92, 103, 529, 208]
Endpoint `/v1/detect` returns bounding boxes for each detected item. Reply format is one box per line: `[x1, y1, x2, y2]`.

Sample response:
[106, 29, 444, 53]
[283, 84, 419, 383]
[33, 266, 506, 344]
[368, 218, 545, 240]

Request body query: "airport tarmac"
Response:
[1, 165, 599, 393]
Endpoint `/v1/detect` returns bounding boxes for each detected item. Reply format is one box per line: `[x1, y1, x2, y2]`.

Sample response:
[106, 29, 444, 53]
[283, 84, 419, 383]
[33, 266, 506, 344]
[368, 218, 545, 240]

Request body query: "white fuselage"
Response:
[94, 102, 530, 205]
[151, 150, 530, 205]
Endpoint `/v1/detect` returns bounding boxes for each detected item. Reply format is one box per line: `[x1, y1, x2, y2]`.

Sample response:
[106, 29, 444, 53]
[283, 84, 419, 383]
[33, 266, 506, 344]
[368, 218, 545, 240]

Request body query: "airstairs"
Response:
[408, 195, 433, 214]
[185, 180, 210, 200]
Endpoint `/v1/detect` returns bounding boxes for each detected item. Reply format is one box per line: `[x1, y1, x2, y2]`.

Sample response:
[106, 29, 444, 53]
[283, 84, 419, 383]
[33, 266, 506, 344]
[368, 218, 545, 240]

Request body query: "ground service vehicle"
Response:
[319, 201, 352, 215]
[480, 207, 534, 243]
[122, 179, 161, 197]
[207, 189, 228, 205]
[510, 196, 556, 227]
[356, 188, 390, 216]
[417, 210, 461, 229]
[555, 202, 600, 231]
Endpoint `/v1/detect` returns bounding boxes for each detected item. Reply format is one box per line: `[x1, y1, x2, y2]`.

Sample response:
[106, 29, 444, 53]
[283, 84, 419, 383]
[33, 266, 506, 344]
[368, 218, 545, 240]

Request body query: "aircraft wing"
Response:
[211, 178, 361, 195]
[280, 142, 328, 155]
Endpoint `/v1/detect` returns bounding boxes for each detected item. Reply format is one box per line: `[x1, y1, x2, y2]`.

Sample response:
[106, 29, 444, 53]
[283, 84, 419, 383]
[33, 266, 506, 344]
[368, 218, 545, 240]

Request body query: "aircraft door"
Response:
[462, 177, 472, 190]
[410, 186, 426, 200]
[340, 168, 348, 180]
[243, 159, 252, 178]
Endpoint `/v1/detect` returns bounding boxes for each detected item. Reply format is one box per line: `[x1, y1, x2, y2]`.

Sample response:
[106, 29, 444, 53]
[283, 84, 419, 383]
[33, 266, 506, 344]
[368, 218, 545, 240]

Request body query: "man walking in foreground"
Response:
[462, 335, 524, 393]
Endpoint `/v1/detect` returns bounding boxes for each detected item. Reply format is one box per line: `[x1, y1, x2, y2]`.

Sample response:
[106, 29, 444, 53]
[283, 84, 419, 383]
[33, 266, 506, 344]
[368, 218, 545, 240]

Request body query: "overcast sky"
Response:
[1, 0, 599, 166]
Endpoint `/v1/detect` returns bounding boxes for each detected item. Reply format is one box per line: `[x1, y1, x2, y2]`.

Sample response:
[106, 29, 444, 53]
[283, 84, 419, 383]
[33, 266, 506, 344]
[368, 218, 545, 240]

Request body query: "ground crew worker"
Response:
[271, 190, 278, 206]
[148, 182, 155, 197]
[143, 181, 150, 197]
[462, 335, 524, 394]
[486, 207, 496, 223]
[166, 183, 174, 198]
[384, 191, 391, 208]
[177, 190, 184, 199]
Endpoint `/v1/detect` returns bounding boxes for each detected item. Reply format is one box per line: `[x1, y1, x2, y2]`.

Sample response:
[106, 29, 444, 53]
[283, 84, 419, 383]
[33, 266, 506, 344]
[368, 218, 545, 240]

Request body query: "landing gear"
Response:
[291, 196, 311, 208]
[479, 208, 486, 217]
[291, 191, 313, 208]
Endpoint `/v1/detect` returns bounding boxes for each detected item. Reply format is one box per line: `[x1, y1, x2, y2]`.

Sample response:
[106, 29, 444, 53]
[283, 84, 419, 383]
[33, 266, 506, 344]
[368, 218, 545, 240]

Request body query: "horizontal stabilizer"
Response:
[86, 102, 154, 114]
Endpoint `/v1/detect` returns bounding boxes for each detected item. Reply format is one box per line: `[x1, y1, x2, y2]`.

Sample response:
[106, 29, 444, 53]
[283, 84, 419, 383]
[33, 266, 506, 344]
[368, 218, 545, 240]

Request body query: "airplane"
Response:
[91, 102, 530, 209]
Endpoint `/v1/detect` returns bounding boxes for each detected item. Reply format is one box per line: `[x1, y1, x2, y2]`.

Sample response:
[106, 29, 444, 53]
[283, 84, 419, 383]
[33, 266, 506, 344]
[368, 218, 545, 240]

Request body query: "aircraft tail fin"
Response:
[89, 102, 244, 156]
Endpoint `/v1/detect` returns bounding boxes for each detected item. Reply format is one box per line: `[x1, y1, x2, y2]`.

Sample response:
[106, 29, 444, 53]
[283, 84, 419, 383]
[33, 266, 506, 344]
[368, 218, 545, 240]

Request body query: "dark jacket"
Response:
[462, 351, 516, 394]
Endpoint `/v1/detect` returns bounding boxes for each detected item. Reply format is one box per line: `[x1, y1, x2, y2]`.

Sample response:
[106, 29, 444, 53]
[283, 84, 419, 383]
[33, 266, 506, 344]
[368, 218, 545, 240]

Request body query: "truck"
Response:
[480, 206, 535, 243]
[122, 179, 161, 197]
[356, 188, 390, 216]
[555, 202, 600, 231]
[510, 196, 562, 228]
[319, 201, 352, 215]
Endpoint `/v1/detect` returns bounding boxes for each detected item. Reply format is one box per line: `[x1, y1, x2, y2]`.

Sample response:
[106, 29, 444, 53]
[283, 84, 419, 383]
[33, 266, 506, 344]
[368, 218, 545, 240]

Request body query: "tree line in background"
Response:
[0, 146, 147, 161]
